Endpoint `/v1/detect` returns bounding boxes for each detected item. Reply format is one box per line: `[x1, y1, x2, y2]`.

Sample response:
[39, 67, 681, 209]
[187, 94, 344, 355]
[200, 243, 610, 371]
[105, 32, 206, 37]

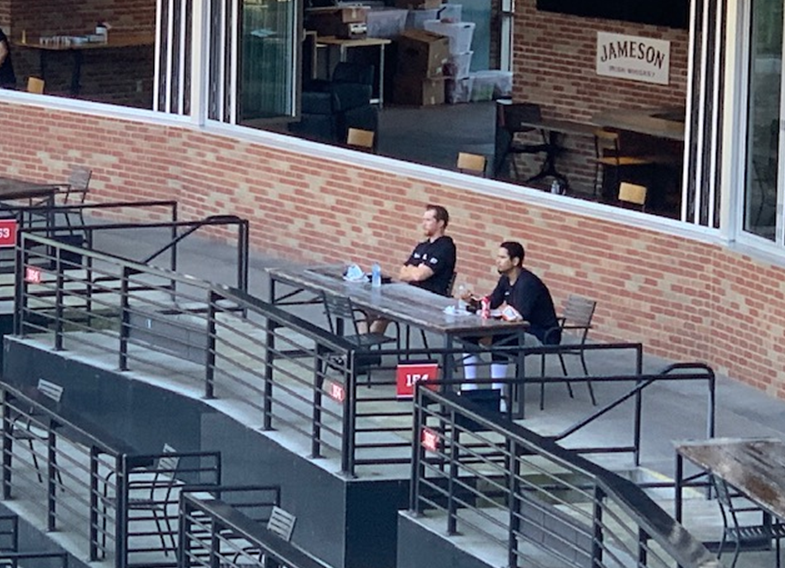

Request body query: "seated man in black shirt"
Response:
[460, 241, 560, 407]
[370, 204, 456, 333]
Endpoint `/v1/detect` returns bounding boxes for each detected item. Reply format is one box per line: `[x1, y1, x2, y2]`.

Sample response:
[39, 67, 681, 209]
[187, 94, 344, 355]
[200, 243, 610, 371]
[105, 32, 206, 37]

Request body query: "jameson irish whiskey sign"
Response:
[596, 32, 670, 85]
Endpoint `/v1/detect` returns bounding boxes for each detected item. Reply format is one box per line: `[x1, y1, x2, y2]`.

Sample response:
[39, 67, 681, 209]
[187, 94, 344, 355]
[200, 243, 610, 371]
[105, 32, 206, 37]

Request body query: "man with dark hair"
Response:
[370, 204, 456, 333]
[460, 241, 560, 407]
[398, 204, 455, 295]
[0, 28, 16, 89]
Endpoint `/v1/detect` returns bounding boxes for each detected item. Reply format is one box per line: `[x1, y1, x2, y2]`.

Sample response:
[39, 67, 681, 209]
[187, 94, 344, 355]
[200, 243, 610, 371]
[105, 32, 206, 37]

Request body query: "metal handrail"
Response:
[179, 491, 329, 568]
[411, 387, 723, 568]
[0, 380, 222, 568]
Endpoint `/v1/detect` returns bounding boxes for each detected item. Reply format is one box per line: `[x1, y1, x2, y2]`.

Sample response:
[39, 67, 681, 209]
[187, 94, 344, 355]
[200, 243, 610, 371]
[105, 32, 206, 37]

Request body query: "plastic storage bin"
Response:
[469, 70, 513, 100]
[366, 8, 408, 38]
[423, 20, 475, 54]
[445, 51, 472, 78]
[446, 76, 473, 104]
[406, 8, 439, 29]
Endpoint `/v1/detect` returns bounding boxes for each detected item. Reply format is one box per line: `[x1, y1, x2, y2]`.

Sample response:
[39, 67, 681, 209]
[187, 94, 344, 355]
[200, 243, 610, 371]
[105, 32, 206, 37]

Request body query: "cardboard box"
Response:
[393, 74, 445, 106]
[395, 29, 450, 78]
[305, 6, 369, 38]
[395, 0, 441, 9]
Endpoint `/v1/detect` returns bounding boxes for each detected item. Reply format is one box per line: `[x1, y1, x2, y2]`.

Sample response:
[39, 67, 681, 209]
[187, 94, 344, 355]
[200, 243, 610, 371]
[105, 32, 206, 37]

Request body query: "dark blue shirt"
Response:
[488, 268, 560, 344]
[404, 235, 457, 296]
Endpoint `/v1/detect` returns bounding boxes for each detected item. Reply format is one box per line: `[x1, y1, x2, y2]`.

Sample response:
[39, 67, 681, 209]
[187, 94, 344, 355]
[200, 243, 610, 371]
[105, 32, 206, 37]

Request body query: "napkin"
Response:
[344, 263, 366, 282]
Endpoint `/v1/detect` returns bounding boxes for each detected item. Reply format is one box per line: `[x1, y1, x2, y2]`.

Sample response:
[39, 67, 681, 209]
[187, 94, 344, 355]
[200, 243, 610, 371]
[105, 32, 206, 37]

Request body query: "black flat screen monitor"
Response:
[536, 0, 689, 29]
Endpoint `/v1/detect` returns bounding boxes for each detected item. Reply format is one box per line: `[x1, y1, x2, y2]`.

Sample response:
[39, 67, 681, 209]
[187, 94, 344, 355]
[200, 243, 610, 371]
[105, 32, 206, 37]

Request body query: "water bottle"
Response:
[456, 284, 467, 311]
[550, 179, 560, 194]
[371, 263, 382, 288]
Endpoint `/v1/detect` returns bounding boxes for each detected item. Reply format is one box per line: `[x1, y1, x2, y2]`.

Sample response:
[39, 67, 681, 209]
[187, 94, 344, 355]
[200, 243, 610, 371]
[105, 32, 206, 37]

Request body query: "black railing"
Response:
[179, 489, 327, 568]
[0, 381, 221, 568]
[410, 386, 723, 568]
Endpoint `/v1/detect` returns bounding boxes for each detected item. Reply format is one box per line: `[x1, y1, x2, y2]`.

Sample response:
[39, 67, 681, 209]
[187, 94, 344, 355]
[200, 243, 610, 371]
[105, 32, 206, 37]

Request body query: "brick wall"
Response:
[509, 0, 689, 192]
[1, 100, 784, 397]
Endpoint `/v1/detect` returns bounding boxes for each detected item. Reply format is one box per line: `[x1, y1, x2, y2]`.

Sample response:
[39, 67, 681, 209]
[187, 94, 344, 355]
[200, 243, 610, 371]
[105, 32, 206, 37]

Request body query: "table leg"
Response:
[442, 334, 454, 392]
[39, 50, 47, 82]
[526, 130, 570, 189]
[377, 44, 385, 108]
[71, 50, 83, 95]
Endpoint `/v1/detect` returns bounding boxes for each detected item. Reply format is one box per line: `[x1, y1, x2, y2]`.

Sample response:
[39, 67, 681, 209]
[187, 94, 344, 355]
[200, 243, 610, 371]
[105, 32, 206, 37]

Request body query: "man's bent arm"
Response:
[399, 263, 435, 283]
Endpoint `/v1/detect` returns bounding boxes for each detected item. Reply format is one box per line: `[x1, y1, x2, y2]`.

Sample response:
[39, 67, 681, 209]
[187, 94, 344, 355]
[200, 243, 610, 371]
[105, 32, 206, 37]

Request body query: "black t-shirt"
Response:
[0, 31, 15, 87]
[404, 235, 457, 296]
[488, 268, 560, 344]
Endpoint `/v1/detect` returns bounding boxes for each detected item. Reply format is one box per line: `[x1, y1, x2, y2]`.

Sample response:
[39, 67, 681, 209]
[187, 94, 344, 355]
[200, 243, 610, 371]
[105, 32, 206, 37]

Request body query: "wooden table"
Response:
[316, 36, 391, 107]
[592, 107, 685, 141]
[16, 33, 155, 96]
[267, 264, 531, 387]
[0, 176, 58, 203]
[674, 437, 785, 522]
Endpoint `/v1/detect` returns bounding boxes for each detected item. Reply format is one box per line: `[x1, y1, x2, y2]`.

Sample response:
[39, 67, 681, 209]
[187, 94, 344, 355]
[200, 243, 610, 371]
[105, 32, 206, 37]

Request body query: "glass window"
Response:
[744, 0, 783, 240]
[239, 0, 297, 123]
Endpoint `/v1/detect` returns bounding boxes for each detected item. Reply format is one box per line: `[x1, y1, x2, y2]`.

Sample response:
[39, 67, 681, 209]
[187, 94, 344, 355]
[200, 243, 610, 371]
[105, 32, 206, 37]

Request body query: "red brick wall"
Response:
[1, 101, 784, 397]
[510, 0, 689, 192]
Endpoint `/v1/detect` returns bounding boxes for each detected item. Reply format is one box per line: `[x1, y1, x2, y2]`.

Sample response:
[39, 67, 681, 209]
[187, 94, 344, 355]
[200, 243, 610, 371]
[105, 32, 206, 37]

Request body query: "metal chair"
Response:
[102, 444, 181, 556]
[10, 379, 64, 484]
[594, 129, 654, 198]
[494, 102, 550, 180]
[267, 506, 296, 541]
[540, 295, 597, 410]
[321, 291, 399, 383]
[712, 475, 785, 568]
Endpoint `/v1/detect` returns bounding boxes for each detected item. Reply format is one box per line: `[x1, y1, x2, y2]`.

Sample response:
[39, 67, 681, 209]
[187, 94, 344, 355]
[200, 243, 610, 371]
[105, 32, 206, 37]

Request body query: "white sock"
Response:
[462, 354, 481, 390]
[491, 363, 508, 391]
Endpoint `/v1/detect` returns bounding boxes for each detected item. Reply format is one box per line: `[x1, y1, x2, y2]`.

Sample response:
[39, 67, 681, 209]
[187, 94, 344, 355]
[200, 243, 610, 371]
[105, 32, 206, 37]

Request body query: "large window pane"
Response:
[745, 0, 782, 239]
[239, 0, 296, 123]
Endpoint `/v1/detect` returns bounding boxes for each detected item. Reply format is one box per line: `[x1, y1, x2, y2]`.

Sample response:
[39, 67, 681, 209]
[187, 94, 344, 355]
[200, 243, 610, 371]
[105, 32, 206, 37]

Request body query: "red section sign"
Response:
[24, 266, 42, 284]
[396, 361, 439, 399]
[421, 428, 439, 453]
[326, 381, 346, 403]
[0, 219, 17, 248]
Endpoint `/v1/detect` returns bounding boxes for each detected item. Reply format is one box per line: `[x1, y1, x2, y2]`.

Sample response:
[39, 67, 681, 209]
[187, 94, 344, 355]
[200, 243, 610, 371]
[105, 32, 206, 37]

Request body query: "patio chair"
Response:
[594, 129, 654, 199]
[10, 379, 64, 485]
[26, 77, 44, 94]
[493, 102, 550, 180]
[347, 128, 375, 152]
[540, 295, 597, 410]
[101, 444, 181, 556]
[712, 475, 785, 568]
[321, 291, 399, 384]
[618, 181, 648, 211]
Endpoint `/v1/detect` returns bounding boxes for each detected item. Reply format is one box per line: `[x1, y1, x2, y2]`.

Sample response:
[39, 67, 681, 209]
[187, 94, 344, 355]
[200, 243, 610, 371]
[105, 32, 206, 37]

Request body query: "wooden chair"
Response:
[26, 77, 45, 94]
[347, 128, 375, 152]
[618, 182, 648, 211]
[594, 129, 654, 198]
[457, 152, 486, 176]
[540, 295, 598, 410]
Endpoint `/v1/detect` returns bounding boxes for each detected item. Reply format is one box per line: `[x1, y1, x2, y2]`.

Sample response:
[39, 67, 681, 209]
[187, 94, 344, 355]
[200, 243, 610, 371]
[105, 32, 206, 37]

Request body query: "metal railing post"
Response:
[89, 447, 99, 561]
[54, 246, 64, 351]
[342, 353, 357, 477]
[1, 392, 11, 499]
[205, 290, 217, 399]
[410, 389, 424, 514]
[591, 485, 605, 566]
[118, 267, 131, 371]
[237, 220, 249, 292]
[116, 456, 129, 568]
[633, 344, 644, 466]
[47, 429, 57, 531]
[312, 344, 325, 459]
[507, 440, 520, 568]
[447, 413, 459, 535]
